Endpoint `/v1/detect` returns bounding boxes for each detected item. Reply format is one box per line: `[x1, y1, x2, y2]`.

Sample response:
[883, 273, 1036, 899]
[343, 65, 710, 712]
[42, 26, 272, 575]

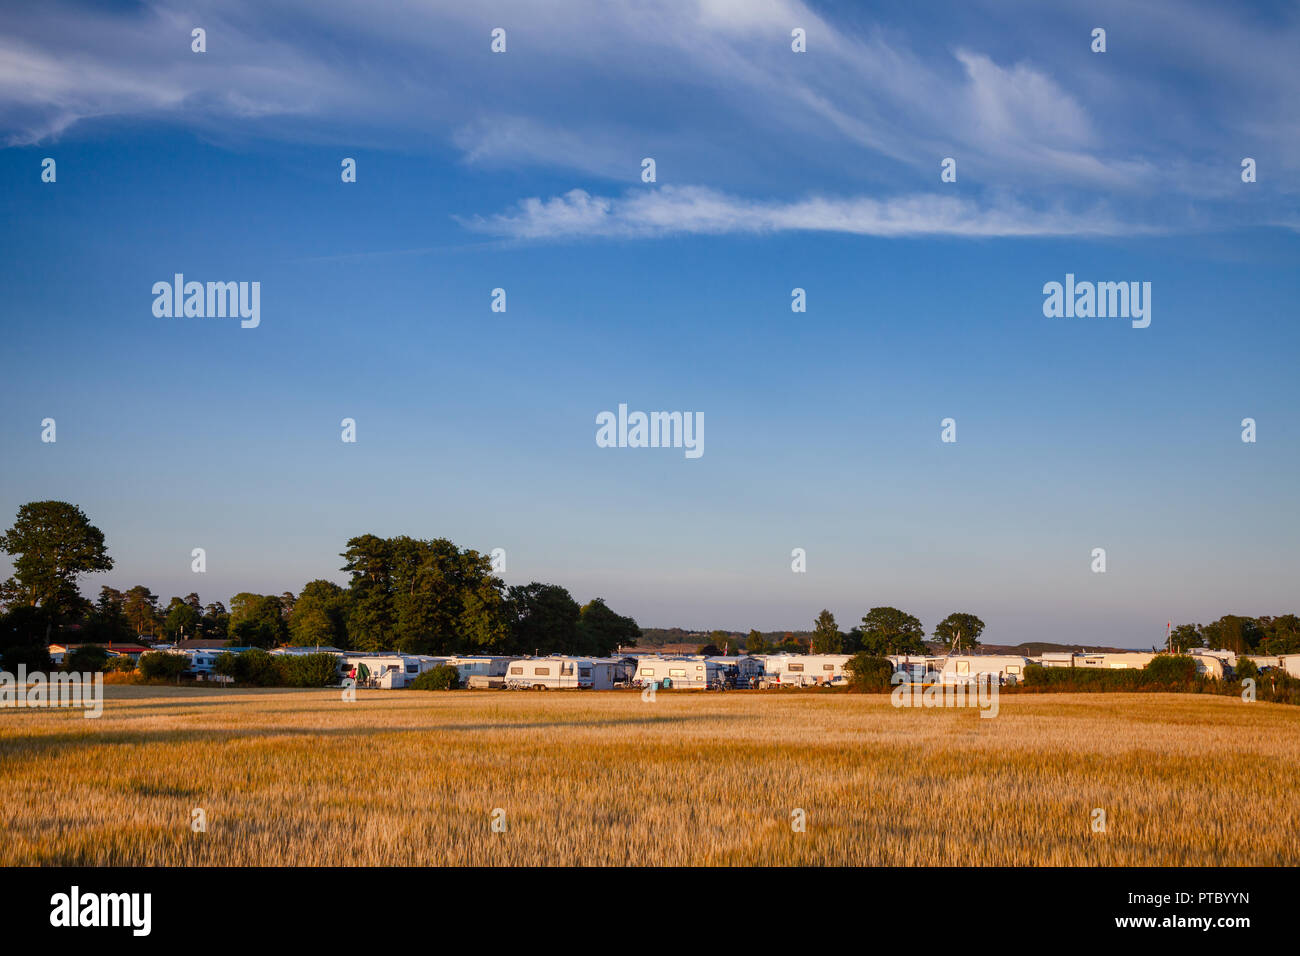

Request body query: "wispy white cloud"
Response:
[0, 0, 1294, 227]
[462, 185, 1148, 240]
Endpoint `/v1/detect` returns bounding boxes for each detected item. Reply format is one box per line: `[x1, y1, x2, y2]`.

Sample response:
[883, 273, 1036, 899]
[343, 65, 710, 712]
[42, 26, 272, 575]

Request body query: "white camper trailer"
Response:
[1187, 650, 1232, 679]
[1100, 652, 1157, 669]
[936, 655, 1032, 685]
[758, 654, 852, 687]
[706, 655, 764, 688]
[887, 655, 941, 683]
[610, 657, 639, 685]
[444, 656, 511, 682]
[504, 657, 615, 690]
[1037, 652, 1076, 669]
[341, 654, 447, 689]
[633, 657, 726, 689]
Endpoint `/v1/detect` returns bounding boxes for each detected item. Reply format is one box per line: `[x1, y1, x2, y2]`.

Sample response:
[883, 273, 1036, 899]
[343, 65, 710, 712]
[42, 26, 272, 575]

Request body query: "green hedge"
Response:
[844, 653, 894, 692]
[137, 651, 189, 681]
[211, 650, 340, 687]
[1022, 657, 1203, 692]
[409, 665, 461, 690]
[276, 653, 342, 687]
[65, 644, 112, 672]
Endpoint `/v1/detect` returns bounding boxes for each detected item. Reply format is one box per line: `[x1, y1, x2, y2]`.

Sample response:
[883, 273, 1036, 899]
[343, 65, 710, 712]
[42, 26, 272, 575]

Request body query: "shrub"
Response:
[1144, 655, 1200, 686]
[275, 653, 342, 688]
[844, 653, 893, 692]
[105, 655, 138, 673]
[65, 644, 112, 672]
[137, 651, 189, 681]
[1234, 658, 1259, 681]
[232, 648, 280, 687]
[1, 644, 52, 671]
[409, 665, 461, 690]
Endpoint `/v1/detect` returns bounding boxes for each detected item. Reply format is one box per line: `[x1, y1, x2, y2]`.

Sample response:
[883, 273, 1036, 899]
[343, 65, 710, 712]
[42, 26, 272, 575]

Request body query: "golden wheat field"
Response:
[1, 686, 1298, 866]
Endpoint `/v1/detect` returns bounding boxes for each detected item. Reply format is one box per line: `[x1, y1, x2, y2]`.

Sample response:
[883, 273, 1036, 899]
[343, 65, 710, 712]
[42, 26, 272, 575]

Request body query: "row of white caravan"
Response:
[164, 646, 1274, 690]
[315, 652, 1042, 690]
[331, 652, 846, 690]
[1035, 649, 1240, 679]
[338, 654, 640, 690]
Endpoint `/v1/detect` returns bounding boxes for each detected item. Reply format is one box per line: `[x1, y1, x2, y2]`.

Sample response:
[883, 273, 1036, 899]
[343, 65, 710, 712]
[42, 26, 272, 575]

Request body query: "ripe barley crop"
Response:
[1, 687, 1297, 866]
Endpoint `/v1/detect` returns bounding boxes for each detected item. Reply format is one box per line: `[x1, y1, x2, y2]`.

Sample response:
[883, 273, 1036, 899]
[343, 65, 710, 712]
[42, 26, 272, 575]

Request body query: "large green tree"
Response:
[0, 501, 113, 625]
[576, 598, 641, 656]
[122, 585, 160, 639]
[289, 580, 352, 648]
[340, 534, 507, 653]
[201, 601, 229, 641]
[1201, 615, 1260, 654]
[162, 596, 201, 640]
[505, 583, 580, 655]
[1257, 615, 1300, 654]
[810, 609, 843, 653]
[933, 612, 984, 652]
[81, 586, 134, 645]
[1168, 622, 1204, 654]
[228, 593, 290, 648]
[859, 606, 926, 656]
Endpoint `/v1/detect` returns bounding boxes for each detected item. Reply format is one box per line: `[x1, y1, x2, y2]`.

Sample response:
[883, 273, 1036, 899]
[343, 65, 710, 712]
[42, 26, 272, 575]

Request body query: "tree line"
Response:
[675, 610, 985, 656]
[1167, 617, 1300, 655]
[2, 501, 1297, 665]
[0, 501, 640, 662]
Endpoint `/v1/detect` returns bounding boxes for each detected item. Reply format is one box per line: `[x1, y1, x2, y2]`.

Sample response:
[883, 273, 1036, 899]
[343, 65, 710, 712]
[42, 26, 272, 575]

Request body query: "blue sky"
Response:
[1, 1, 1297, 647]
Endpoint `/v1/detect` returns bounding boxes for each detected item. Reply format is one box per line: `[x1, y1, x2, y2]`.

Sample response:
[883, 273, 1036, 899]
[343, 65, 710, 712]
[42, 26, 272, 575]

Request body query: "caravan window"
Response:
[1007, 665, 1021, 674]
[533, 667, 550, 676]
[579, 667, 591, 677]
[788, 663, 804, 672]
[510, 666, 523, 675]
[406, 664, 419, 674]
[640, 668, 654, 677]
[669, 668, 686, 677]
[823, 664, 835, 671]
[956, 661, 970, 674]
[561, 662, 574, 675]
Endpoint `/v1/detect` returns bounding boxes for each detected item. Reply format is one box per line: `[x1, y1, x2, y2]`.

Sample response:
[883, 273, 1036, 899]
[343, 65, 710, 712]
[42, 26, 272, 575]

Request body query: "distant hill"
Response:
[638, 628, 812, 650]
[1003, 641, 1137, 655]
[639, 630, 1138, 656]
